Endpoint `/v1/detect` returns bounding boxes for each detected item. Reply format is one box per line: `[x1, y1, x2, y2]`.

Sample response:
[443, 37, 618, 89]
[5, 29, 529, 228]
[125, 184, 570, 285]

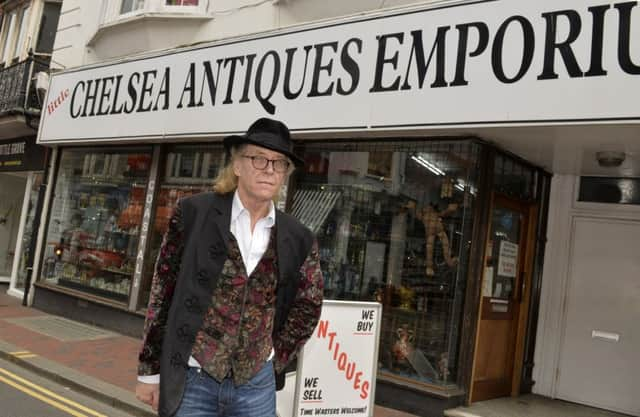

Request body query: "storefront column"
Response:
[27, 147, 58, 306]
[7, 172, 34, 298]
[129, 145, 161, 311]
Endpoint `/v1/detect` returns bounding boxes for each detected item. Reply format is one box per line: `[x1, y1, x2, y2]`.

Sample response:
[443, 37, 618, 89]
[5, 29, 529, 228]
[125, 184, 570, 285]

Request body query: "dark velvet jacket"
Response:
[138, 192, 323, 417]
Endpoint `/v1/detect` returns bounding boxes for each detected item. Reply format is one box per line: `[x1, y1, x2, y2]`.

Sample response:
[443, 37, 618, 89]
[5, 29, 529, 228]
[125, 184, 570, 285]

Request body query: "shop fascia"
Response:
[62, 2, 638, 118]
[39, 0, 640, 144]
[0, 138, 45, 171]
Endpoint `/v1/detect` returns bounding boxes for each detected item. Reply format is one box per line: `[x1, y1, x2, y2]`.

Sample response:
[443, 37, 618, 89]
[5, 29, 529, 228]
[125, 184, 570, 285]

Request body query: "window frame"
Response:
[0, 10, 18, 64]
[119, 0, 146, 17]
[100, 0, 208, 26]
[0, 4, 32, 65]
[12, 5, 30, 64]
[156, 0, 206, 15]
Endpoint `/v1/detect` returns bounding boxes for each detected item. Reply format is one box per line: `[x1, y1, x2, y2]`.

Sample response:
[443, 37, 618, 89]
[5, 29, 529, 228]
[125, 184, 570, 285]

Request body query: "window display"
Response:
[42, 148, 152, 303]
[137, 144, 225, 309]
[293, 140, 480, 389]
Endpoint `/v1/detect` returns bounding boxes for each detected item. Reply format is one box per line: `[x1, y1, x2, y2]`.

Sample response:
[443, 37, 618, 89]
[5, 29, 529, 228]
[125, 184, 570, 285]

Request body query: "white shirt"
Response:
[230, 190, 276, 276]
[138, 191, 275, 384]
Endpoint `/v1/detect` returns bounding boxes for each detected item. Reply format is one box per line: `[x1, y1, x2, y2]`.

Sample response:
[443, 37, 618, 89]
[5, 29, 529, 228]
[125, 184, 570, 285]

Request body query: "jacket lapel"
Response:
[210, 192, 233, 252]
[275, 210, 292, 285]
[195, 192, 233, 287]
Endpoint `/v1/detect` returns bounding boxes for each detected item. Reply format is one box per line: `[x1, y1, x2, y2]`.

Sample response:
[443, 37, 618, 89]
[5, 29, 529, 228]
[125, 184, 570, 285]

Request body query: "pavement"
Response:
[0, 287, 418, 417]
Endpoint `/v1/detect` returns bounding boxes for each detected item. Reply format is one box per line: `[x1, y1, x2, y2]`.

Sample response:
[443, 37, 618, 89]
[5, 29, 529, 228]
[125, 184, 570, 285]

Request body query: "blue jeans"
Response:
[175, 361, 276, 417]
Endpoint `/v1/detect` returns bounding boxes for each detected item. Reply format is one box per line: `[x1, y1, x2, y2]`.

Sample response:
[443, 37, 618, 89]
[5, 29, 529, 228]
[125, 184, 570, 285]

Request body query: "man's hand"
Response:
[136, 382, 160, 411]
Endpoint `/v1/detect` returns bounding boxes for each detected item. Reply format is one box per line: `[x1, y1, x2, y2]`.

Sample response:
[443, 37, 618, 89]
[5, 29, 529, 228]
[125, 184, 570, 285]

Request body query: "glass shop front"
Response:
[35, 137, 545, 412]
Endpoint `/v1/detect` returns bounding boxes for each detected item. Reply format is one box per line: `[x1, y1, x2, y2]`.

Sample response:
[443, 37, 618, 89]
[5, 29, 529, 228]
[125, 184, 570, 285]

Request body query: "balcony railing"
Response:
[0, 57, 49, 115]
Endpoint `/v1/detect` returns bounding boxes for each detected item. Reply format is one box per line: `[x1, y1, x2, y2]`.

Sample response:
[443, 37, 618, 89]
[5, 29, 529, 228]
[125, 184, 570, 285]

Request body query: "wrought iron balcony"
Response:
[0, 56, 49, 116]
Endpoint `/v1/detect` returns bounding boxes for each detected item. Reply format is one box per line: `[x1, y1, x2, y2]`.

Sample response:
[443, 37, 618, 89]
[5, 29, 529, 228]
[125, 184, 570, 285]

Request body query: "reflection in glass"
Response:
[42, 148, 151, 302]
[293, 141, 480, 387]
[138, 144, 224, 309]
[485, 208, 521, 300]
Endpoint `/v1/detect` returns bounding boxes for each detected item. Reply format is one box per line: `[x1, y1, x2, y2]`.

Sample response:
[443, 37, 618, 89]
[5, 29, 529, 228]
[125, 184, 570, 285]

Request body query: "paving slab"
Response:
[444, 395, 632, 417]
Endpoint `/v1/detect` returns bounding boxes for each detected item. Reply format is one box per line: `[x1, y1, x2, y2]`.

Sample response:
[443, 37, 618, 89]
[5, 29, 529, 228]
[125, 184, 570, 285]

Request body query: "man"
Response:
[136, 118, 323, 417]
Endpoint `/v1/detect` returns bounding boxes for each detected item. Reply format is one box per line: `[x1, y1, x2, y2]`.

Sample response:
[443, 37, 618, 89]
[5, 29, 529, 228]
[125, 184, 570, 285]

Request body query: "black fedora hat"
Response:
[223, 118, 304, 167]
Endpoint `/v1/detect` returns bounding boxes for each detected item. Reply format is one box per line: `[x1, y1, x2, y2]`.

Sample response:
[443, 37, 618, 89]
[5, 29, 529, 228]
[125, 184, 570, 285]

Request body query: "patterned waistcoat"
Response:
[191, 230, 277, 385]
[157, 193, 315, 417]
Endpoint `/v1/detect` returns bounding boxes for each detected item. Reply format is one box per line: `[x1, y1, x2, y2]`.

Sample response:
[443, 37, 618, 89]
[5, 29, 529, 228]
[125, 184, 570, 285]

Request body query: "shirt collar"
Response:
[232, 190, 276, 228]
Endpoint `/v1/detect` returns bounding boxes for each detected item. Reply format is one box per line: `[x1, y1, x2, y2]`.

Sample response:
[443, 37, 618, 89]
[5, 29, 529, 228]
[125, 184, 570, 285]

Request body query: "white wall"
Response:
[532, 174, 640, 397]
[51, 0, 444, 70]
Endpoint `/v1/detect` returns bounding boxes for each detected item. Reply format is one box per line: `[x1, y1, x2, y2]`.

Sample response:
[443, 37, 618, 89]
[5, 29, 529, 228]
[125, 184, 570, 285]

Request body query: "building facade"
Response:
[0, 0, 60, 299]
[28, 1, 640, 416]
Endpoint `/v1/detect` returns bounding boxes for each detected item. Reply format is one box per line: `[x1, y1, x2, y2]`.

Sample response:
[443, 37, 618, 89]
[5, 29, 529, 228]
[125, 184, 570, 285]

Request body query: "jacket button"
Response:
[177, 324, 191, 343]
[197, 270, 208, 285]
[209, 244, 223, 258]
[170, 352, 184, 368]
[185, 296, 202, 313]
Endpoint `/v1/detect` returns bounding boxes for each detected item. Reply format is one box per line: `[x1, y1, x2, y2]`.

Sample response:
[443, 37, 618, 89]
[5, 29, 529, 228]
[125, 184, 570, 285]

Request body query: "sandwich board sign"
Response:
[293, 300, 382, 417]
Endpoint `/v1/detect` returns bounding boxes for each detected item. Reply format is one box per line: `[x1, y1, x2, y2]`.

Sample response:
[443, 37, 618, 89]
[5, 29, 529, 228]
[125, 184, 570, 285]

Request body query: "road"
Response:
[0, 357, 137, 417]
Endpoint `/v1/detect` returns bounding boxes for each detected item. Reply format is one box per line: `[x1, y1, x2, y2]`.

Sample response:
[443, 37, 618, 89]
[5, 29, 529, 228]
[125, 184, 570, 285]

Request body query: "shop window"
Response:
[41, 147, 152, 303]
[137, 144, 225, 309]
[293, 140, 480, 388]
[493, 154, 536, 200]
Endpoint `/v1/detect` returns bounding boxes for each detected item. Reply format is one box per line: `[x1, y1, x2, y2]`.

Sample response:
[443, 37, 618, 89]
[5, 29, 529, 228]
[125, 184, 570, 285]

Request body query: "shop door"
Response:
[556, 217, 640, 416]
[471, 195, 535, 402]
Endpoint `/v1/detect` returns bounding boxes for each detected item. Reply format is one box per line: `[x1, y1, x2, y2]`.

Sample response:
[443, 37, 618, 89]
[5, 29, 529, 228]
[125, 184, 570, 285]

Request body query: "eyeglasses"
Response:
[242, 155, 291, 173]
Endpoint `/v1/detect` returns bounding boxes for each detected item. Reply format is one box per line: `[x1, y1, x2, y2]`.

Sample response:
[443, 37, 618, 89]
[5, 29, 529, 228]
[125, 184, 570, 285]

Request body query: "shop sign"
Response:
[293, 300, 381, 417]
[0, 137, 46, 172]
[38, 0, 640, 144]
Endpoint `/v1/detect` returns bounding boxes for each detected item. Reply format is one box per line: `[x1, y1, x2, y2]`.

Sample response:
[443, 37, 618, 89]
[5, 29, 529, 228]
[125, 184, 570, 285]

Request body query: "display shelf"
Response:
[104, 229, 139, 237]
[58, 259, 133, 278]
[58, 278, 129, 302]
[76, 261, 132, 277]
[78, 245, 131, 256]
[98, 265, 133, 276]
[77, 177, 146, 188]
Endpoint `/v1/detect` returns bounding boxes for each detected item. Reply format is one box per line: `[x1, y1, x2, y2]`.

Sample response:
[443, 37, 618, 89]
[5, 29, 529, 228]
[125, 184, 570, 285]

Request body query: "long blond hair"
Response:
[213, 145, 245, 194]
[212, 143, 296, 195]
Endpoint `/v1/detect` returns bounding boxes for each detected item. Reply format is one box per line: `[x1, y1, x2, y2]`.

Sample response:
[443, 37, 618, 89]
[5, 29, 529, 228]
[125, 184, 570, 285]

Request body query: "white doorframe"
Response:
[533, 174, 640, 403]
[555, 215, 640, 415]
[6, 171, 34, 299]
